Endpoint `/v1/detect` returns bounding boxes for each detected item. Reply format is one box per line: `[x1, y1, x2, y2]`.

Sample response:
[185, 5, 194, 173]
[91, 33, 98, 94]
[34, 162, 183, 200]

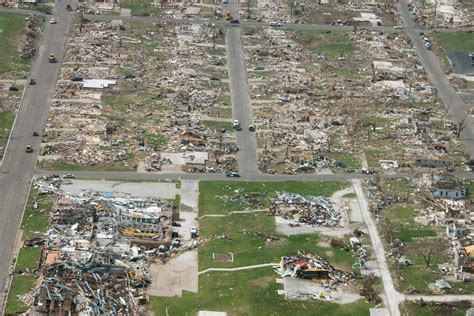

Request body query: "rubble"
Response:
[276, 253, 354, 283]
[268, 192, 341, 226]
[19, 177, 202, 314]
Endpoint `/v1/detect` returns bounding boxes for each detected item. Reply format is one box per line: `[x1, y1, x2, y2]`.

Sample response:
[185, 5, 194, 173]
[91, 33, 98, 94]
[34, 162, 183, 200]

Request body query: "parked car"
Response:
[29, 79, 36, 85]
[63, 173, 75, 179]
[50, 18, 56, 24]
[226, 172, 240, 177]
[230, 19, 240, 24]
[33, 131, 39, 136]
[191, 227, 198, 238]
[249, 125, 255, 131]
[25, 145, 33, 153]
[269, 21, 281, 27]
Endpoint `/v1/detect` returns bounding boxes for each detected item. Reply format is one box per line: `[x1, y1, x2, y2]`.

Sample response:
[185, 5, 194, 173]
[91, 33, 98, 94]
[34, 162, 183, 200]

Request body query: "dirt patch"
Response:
[318, 241, 330, 248]
[325, 250, 334, 257]
[213, 252, 233, 262]
[251, 276, 273, 288]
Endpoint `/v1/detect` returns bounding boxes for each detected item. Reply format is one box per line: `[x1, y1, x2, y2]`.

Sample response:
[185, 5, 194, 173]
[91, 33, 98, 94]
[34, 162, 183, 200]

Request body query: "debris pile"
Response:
[21, 15, 41, 60]
[276, 253, 354, 283]
[268, 192, 341, 226]
[21, 177, 200, 314]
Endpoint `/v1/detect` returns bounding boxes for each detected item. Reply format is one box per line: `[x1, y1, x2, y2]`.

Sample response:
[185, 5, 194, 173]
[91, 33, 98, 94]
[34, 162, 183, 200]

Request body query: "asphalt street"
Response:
[225, 0, 259, 176]
[398, 0, 474, 158]
[0, 2, 75, 307]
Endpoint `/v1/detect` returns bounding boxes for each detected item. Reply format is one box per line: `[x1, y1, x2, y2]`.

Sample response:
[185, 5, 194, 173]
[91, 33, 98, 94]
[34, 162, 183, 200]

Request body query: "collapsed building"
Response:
[23, 177, 194, 314]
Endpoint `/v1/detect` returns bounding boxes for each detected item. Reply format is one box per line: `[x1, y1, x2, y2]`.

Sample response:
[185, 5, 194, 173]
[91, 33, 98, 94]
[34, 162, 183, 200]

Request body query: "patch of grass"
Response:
[330, 152, 361, 169]
[150, 266, 371, 315]
[343, 192, 357, 198]
[199, 181, 349, 216]
[120, 0, 163, 16]
[172, 194, 180, 210]
[21, 189, 52, 241]
[0, 110, 15, 148]
[5, 275, 35, 314]
[202, 120, 233, 131]
[393, 229, 436, 242]
[37, 160, 137, 172]
[400, 301, 470, 316]
[15, 247, 41, 272]
[290, 29, 355, 59]
[432, 32, 474, 52]
[0, 13, 31, 75]
[144, 132, 167, 148]
[383, 205, 414, 224]
[380, 178, 412, 198]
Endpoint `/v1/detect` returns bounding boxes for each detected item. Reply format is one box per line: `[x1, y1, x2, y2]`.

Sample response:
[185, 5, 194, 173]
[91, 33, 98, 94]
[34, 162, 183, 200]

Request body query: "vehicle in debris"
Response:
[230, 19, 240, 25]
[50, 18, 56, 24]
[254, 65, 265, 71]
[393, 25, 402, 29]
[65, 4, 73, 11]
[48, 54, 56, 63]
[9, 86, 19, 91]
[71, 76, 83, 82]
[223, 10, 231, 20]
[248, 125, 255, 132]
[171, 221, 181, 227]
[191, 227, 198, 238]
[223, 0, 228, 4]
[29, 79, 36, 85]
[226, 172, 240, 177]
[270, 21, 281, 27]
[63, 173, 75, 179]
[33, 131, 39, 136]
[25, 145, 33, 153]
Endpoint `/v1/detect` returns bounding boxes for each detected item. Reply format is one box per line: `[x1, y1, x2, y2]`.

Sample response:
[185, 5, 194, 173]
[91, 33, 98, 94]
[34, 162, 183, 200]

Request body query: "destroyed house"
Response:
[415, 156, 453, 168]
[455, 245, 474, 272]
[431, 175, 466, 199]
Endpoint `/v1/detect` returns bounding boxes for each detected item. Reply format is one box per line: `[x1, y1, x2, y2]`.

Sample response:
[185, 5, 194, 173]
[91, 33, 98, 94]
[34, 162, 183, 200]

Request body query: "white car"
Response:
[270, 21, 281, 27]
[50, 18, 57, 24]
[233, 119, 240, 127]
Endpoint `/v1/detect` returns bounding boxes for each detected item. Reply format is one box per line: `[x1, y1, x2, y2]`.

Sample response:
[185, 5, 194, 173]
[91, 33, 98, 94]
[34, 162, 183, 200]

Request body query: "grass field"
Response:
[37, 160, 137, 172]
[120, 0, 163, 16]
[150, 180, 370, 314]
[15, 247, 41, 272]
[5, 275, 35, 314]
[400, 301, 470, 316]
[289, 29, 356, 59]
[432, 32, 474, 52]
[0, 110, 15, 149]
[199, 180, 349, 216]
[0, 13, 31, 75]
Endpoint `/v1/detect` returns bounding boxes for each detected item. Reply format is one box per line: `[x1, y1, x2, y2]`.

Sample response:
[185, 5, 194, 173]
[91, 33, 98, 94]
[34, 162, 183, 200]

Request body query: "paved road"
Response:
[0, 2, 75, 308]
[225, 0, 259, 176]
[353, 180, 404, 316]
[3, 7, 473, 33]
[397, 0, 474, 158]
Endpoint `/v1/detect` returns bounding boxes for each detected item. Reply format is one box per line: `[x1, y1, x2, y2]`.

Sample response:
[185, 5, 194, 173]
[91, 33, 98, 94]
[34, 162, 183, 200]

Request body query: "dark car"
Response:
[226, 172, 240, 177]
[230, 19, 240, 24]
[29, 79, 36, 85]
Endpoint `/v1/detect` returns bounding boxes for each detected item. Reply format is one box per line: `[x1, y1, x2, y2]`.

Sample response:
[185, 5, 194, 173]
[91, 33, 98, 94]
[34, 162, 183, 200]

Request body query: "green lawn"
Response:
[21, 189, 52, 241]
[120, 0, 163, 16]
[202, 120, 234, 132]
[15, 247, 41, 272]
[144, 132, 167, 148]
[5, 275, 35, 314]
[400, 301, 470, 316]
[150, 269, 371, 315]
[0, 110, 15, 148]
[289, 29, 356, 59]
[199, 181, 349, 216]
[383, 205, 414, 224]
[392, 229, 437, 242]
[329, 152, 361, 169]
[150, 180, 369, 314]
[0, 13, 31, 75]
[432, 32, 474, 52]
[37, 160, 137, 172]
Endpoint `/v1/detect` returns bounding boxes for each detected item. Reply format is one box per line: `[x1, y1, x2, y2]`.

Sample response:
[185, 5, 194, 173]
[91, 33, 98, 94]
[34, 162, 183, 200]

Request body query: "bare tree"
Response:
[247, 0, 251, 18]
[288, 0, 295, 17]
[421, 248, 433, 267]
[456, 115, 468, 138]
[353, 21, 359, 34]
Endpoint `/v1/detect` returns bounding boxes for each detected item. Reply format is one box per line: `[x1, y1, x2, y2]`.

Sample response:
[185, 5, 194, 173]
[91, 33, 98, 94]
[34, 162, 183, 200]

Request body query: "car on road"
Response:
[33, 131, 39, 136]
[25, 145, 33, 153]
[223, 0, 228, 3]
[29, 79, 36, 85]
[63, 173, 75, 179]
[226, 172, 240, 177]
[230, 19, 240, 25]
[191, 227, 198, 238]
[270, 21, 281, 27]
[424, 42, 432, 50]
[233, 119, 240, 128]
[249, 125, 255, 131]
[48, 54, 56, 63]
[50, 18, 57, 24]
[393, 25, 402, 29]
